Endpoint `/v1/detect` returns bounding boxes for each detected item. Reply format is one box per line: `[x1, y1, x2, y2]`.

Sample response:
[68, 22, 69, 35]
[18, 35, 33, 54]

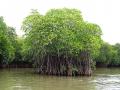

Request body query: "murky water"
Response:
[0, 68, 120, 90]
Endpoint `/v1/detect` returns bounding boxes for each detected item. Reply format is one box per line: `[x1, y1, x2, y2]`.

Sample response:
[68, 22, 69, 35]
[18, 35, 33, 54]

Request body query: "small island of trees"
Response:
[0, 8, 120, 76]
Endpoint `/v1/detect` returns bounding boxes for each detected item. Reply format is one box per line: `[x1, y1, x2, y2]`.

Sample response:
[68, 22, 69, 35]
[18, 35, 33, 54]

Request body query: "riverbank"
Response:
[96, 62, 120, 68]
[0, 62, 33, 68]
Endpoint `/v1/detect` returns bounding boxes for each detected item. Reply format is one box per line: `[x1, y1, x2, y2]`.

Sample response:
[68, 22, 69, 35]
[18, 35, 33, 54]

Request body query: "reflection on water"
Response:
[0, 68, 120, 90]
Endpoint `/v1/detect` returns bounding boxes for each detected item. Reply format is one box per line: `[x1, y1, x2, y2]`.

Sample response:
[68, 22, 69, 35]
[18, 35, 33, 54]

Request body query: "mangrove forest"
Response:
[0, 8, 120, 76]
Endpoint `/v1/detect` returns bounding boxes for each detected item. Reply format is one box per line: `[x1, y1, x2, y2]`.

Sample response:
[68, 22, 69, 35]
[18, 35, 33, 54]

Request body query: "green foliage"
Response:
[0, 17, 23, 65]
[22, 8, 102, 64]
[95, 43, 114, 64]
[111, 43, 120, 65]
[1, 8, 120, 70]
[95, 43, 120, 66]
[0, 17, 15, 64]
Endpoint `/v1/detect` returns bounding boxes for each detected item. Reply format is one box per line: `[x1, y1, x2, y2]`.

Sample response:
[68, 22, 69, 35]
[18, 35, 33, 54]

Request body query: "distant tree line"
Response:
[95, 43, 120, 67]
[0, 17, 31, 68]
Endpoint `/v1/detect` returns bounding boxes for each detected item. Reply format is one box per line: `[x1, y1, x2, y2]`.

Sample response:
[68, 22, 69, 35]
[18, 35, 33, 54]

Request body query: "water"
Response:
[0, 68, 120, 90]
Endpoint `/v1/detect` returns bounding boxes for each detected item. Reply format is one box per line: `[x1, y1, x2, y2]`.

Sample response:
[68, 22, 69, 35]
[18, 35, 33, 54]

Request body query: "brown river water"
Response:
[0, 68, 120, 90]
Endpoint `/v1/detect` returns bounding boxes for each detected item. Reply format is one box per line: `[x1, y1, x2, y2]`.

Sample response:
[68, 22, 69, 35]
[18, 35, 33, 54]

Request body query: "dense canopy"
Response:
[22, 8, 102, 76]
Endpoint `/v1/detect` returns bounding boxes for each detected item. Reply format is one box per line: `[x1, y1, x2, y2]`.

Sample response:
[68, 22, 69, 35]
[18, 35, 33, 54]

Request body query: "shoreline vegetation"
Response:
[0, 8, 120, 76]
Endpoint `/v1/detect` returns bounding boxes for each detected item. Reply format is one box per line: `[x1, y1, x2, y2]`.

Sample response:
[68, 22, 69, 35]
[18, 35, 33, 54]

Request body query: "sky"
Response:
[0, 0, 120, 44]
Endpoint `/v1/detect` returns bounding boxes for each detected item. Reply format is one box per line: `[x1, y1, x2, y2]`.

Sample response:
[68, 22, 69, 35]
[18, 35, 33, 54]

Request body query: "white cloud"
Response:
[0, 0, 120, 44]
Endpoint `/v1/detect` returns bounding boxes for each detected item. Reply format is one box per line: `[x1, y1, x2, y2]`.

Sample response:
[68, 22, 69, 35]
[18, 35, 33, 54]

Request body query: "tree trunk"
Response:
[66, 58, 72, 76]
[79, 51, 92, 76]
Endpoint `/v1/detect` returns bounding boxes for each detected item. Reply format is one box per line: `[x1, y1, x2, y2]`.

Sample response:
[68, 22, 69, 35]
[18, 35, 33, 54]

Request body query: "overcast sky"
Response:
[0, 0, 120, 44]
